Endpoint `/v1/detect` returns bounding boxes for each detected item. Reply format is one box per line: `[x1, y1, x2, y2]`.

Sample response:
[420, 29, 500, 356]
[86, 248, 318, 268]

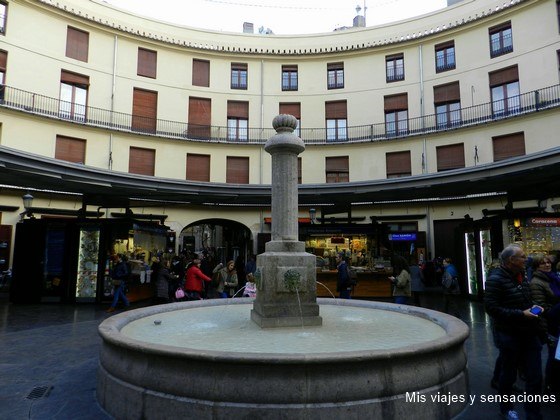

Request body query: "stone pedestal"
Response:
[251, 115, 322, 328]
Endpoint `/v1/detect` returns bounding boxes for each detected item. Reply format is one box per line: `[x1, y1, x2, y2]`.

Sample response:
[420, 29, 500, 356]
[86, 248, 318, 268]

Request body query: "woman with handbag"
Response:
[184, 258, 211, 300]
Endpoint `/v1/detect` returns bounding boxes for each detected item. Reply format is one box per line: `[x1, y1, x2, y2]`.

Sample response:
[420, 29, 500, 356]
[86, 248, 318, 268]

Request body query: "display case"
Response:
[75, 227, 100, 302]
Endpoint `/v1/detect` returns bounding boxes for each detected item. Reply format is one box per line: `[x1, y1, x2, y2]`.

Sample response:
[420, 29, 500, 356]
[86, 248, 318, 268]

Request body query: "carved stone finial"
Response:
[272, 114, 297, 133]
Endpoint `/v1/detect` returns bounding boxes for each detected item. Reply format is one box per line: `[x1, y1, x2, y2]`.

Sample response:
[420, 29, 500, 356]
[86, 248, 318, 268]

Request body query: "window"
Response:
[325, 101, 347, 141]
[386, 54, 404, 82]
[132, 88, 157, 133]
[434, 82, 461, 128]
[192, 59, 210, 87]
[435, 41, 455, 72]
[0, 50, 6, 102]
[137, 48, 157, 79]
[0, 1, 7, 34]
[282, 65, 298, 91]
[65, 26, 89, 62]
[188, 97, 211, 139]
[59, 70, 89, 121]
[226, 156, 249, 184]
[489, 22, 513, 58]
[492, 132, 525, 161]
[129, 147, 155, 176]
[436, 143, 465, 171]
[279, 102, 300, 137]
[489, 65, 520, 117]
[384, 93, 408, 136]
[327, 62, 344, 89]
[231, 63, 247, 89]
[386, 151, 411, 178]
[227, 100, 248, 141]
[325, 156, 349, 183]
[186, 153, 210, 182]
[55, 135, 86, 164]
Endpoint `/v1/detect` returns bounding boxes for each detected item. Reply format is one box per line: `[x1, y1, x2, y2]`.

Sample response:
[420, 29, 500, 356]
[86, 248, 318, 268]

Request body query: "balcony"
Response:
[0, 83, 559, 145]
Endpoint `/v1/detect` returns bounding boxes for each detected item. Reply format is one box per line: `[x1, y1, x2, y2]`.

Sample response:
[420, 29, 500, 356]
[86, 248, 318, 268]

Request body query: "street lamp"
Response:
[20, 193, 34, 221]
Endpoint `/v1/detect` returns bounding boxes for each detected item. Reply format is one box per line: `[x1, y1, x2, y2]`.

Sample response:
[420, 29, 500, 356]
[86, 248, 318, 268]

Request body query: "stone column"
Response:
[251, 115, 322, 328]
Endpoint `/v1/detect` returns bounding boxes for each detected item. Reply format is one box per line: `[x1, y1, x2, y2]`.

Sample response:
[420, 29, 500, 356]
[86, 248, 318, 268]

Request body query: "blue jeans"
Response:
[394, 296, 408, 305]
[111, 283, 129, 308]
[494, 330, 542, 419]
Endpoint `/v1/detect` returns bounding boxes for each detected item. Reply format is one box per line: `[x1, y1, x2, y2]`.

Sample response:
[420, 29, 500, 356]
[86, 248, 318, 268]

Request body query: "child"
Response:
[243, 272, 257, 298]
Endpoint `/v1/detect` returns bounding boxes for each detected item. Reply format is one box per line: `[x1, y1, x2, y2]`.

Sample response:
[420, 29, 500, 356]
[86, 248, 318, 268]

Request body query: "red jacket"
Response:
[184, 265, 211, 292]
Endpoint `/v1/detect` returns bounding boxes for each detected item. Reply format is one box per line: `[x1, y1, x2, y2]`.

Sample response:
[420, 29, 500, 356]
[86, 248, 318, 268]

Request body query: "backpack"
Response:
[347, 266, 358, 286]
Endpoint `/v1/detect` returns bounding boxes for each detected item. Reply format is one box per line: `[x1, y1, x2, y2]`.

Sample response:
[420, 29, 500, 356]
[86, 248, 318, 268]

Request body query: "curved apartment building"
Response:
[1, 0, 559, 302]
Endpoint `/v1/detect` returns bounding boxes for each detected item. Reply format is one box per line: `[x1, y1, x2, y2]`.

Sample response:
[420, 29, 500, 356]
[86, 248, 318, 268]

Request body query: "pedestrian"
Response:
[243, 272, 257, 298]
[442, 257, 461, 317]
[409, 259, 425, 306]
[212, 260, 238, 298]
[106, 254, 130, 313]
[335, 253, 352, 299]
[184, 258, 211, 300]
[484, 244, 544, 420]
[389, 255, 411, 304]
[154, 258, 175, 304]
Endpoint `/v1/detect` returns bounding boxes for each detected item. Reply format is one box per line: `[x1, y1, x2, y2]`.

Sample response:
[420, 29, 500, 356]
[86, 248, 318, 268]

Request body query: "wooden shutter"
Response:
[325, 101, 347, 119]
[61, 70, 89, 86]
[327, 62, 343, 71]
[0, 50, 6, 71]
[186, 153, 210, 182]
[188, 97, 211, 138]
[129, 147, 155, 176]
[435, 40, 454, 51]
[434, 82, 460, 103]
[226, 156, 249, 184]
[279, 102, 301, 119]
[132, 88, 157, 133]
[55, 135, 86, 163]
[137, 48, 157, 78]
[386, 151, 411, 177]
[227, 101, 249, 119]
[489, 65, 518, 87]
[436, 143, 465, 171]
[192, 59, 210, 87]
[384, 93, 408, 111]
[66, 26, 89, 62]
[493, 132, 525, 161]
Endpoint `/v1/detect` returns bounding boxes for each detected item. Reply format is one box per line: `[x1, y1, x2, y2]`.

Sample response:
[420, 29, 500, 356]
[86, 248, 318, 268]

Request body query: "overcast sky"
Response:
[104, 0, 448, 35]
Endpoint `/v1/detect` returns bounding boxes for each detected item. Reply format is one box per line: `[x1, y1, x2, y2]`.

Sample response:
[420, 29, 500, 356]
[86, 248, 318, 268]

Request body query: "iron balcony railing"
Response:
[0, 83, 559, 145]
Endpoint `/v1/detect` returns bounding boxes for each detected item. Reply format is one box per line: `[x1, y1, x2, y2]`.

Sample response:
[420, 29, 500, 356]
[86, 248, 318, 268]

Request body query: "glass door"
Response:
[75, 226, 100, 302]
[479, 228, 493, 291]
[464, 231, 478, 296]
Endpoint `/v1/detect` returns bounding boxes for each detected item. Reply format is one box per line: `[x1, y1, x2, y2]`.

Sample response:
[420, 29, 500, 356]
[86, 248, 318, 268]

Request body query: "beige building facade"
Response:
[1, 0, 560, 301]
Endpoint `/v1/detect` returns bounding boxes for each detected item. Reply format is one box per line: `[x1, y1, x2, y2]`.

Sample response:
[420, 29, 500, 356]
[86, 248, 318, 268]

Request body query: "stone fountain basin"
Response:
[97, 298, 469, 419]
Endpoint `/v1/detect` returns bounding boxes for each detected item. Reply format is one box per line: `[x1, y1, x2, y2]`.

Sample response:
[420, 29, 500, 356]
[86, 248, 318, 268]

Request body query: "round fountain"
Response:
[97, 115, 470, 419]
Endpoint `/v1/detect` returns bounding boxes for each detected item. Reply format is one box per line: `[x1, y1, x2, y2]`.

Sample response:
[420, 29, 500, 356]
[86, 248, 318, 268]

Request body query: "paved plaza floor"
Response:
[0, 291, 558, 419]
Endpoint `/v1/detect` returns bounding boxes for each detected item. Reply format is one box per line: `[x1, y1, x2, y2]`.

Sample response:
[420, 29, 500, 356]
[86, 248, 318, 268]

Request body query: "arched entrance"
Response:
[179, 218, 253, 264]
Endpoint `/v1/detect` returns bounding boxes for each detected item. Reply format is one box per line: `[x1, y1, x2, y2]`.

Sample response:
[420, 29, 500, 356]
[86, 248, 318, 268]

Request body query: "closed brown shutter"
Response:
[386, 151, 411, 177]
[129, 147, 155, 176]
[61, 70, 89, 86]
[384, 93, 408, 111]
[55, 135, 86, 163]
[226, 156, 249, 184]
[186, 153, 210, 182]
[66, 26, 89, 62]
[227, 101, 249, 119]
[325, 156, 349, 171]
[192, 59, 210, 87]
[436, 143, 465, 171]
[137, 48, 157, 78]
[435, 40, 454, 51]
[327, 62, 343, 71]
[489, 65, 519, 87]
[433, 82, 460, 103]
[188, 97, 211, 138]
[493, 132, 525, 161]
[132, 88, 157, 133]
[325, 101, 347, 119]
[279, 102, 301, 119]
[0, 50, 6, 71]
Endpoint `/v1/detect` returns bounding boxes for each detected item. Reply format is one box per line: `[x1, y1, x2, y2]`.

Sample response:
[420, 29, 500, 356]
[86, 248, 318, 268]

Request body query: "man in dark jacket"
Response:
[484, 244, 544, 420]
[335, 253, 351, 299]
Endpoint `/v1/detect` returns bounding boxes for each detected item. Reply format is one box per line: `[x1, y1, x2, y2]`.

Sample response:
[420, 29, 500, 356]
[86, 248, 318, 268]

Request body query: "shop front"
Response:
[10, 218, 171, 304]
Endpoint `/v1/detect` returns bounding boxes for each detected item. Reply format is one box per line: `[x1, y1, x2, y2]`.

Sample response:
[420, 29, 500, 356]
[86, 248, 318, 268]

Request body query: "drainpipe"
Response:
[419, 44, 432, 258]
[259, 59, 265, 234]
[109, 35, 118, 170]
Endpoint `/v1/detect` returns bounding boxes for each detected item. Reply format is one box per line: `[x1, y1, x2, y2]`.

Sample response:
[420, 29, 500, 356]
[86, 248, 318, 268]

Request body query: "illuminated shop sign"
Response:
[526, 218, 560, 227]
[389, 233, 417, 241]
